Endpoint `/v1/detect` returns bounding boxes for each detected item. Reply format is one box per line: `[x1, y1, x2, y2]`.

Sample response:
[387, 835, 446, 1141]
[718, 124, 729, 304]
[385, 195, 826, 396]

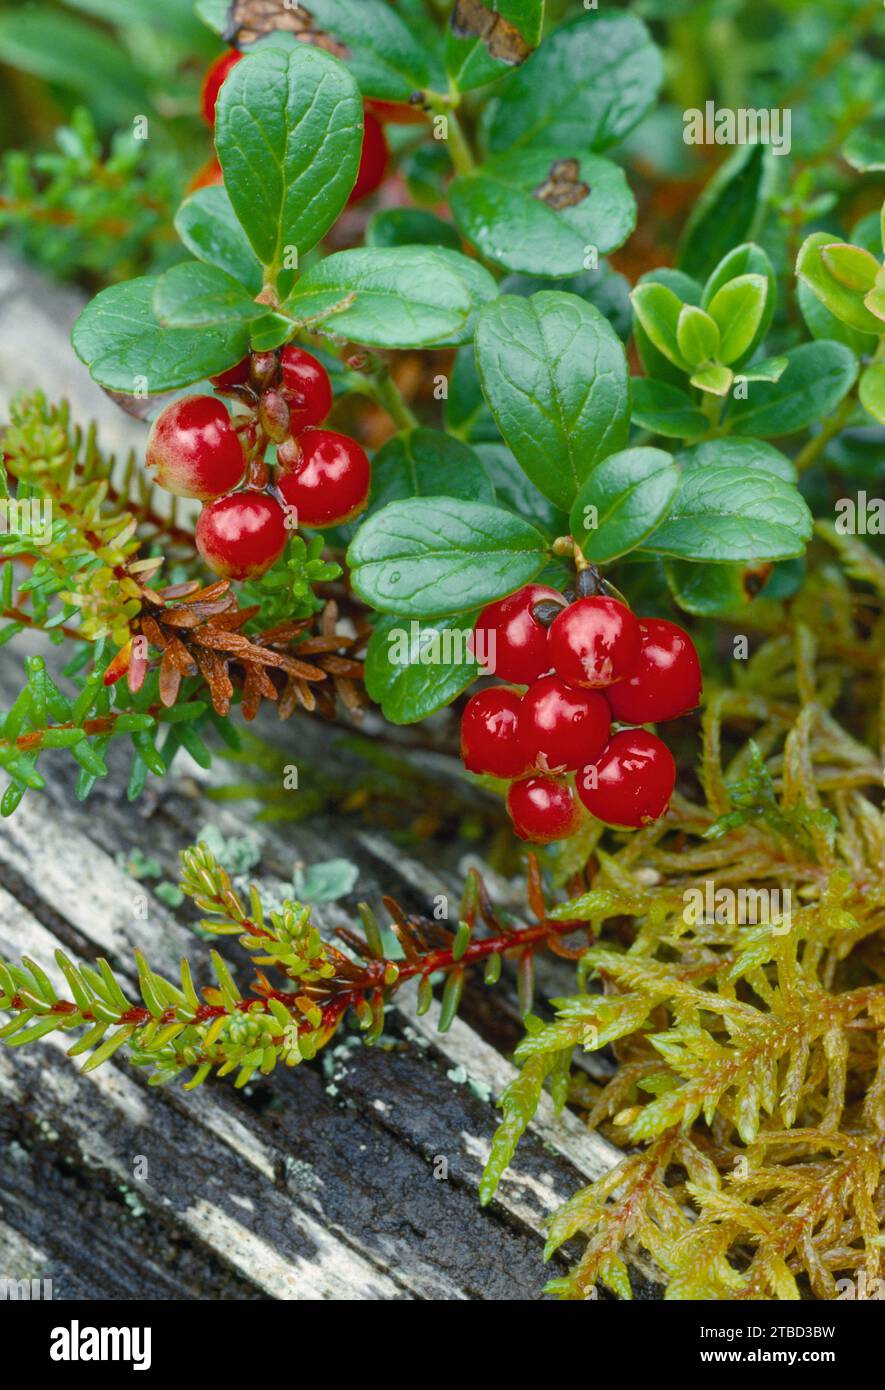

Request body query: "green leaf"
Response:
[370, 430, 495, 510]
[859, 363, 885, 425]
[450, 149, 635, 276]
[678, 144, 771, 283]
[475, 443, 568, 538]
[347, 498, 548, 618]
[305, 0, 445, 100]
[484, 13, 662, 155]
[676, 305, 719, 367]
[738, 355, 788, 384]
[843, 119, 885, 173]
[215, 45, 363, 275]
[570, 448, 680, 562]
[475, 291, 630, 511]
[153, 262, 261, 329]
[445, 347, 499, 442]
[664, 558, 774, 616]
[0, 10, 149, 123]
[72, 277, 249, 393]
[631, 269, 701, 383]
[706, 274, 767, 365]
[365, 612, 480, 724]
[690, 363, 733, 396]
[175, 187, 263, 295]
[447, 0, 544, 93]
[678, 438, 797, 483]
[630, 379, 707, 439]
[821, 243, 880, 293]
[796, 232, 884, 336]
[797, 279, 879, 356]
[641, 459, 812, 563]
[283, 247, 489, 348]
[366, 208, 462, 251]
[630, 283, 690, 371]
[701, 242, 776, 363]
[726, 341, 858, 438]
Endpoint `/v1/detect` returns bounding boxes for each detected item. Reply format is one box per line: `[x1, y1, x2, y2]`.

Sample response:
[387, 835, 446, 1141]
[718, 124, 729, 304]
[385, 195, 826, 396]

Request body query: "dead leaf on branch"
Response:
[224, 0, 350, 56]
[451, 0, 532, 66]
[533, 159, 591, 211]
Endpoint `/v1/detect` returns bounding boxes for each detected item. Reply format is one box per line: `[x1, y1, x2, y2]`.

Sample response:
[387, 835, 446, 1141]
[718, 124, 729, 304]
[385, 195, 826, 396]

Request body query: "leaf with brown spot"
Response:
[533, 159, 591, 210]
[224, 0, 349, 56]
[451, 0, 532, 66]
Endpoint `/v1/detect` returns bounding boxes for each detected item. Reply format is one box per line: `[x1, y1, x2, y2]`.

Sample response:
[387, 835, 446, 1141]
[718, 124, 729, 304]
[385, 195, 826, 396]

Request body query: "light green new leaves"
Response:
[475, 292, 630, 512]
[347, 498, 548, 618]
[676, 305, 719, 368]
[451, 149, 635, 276]
[796, 232, 884, 336]
[72, 276, 249, 392]
[215, 45, 363, 276]
[706, 274, 767, 364]
[570, 449, 680, 562]
[859, 363, 885, 425]
[631, 282, 690, 371]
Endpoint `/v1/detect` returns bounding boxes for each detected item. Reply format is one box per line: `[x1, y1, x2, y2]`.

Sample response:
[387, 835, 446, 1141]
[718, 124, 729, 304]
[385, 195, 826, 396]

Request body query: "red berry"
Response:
[146, 396, 246, 501]
[277, 429, 370, 528]
[367, 99, 427, 126]
[577, 730, 676, 828]
[188, 157, 223, 192]
[605, 618, 702, 725]
[201, 49, 243, 126]
[279, 346, 333, 432]
[348, 110, 388, 204]
[470, 584, 563, 684]
[520, 675, 610, 773]
[196, 491, 287, 580]
[507, 777, 581, 844]
[210, 357, 251, 390]
[549, 596, 641, 689]
[461, 688, 530, 779]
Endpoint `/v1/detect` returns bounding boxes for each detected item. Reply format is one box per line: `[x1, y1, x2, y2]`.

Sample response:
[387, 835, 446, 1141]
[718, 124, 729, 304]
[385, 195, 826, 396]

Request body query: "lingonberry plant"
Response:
[1, 0, 884, 1302]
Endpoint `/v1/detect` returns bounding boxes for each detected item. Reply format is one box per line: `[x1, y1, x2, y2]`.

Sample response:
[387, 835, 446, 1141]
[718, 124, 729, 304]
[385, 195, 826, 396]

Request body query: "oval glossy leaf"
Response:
[630, 379, 706, 439]
[370, 430, 495, 510]
[678, 144, 771, 283]
[641, 464, 812, 562]
[631, 282, 691, 371]
[797, 279, 879, 356]
[215, 45, 363, 274]
[664, 558, 775, 616]
[446, 0, 544, 93]
[366, 208, 462, 251]
[72, 276, 250, 393]
[306, 0, 445, 100]
[859, 363, 885, 425]
[347, 498, 548, 617]
[475, 291, 630, 511]
[485, 12, 662, 154]
[678, 438, 796, 483]
[153, 262, 262, 328]
[726, 341, 858, 438]
[706, 274, 767, 365]
[451, 149, 635, 276]
[796, 232, 884, 335]
[702, 242, 776, 362]
[175, 186, 263, 295]
[365, 612, 480, 724]
[676, 304, 719, 367]
[570, 448, 680, 562]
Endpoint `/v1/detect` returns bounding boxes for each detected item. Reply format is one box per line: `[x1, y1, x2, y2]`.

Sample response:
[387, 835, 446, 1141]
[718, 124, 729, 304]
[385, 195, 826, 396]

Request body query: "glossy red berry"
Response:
[549, 596, 641, 689]
[605, 618, 702, 725]
[348, 110, 388, 204]
[507, 777, 581, 844]
[279, 346, 333, 432]
[277, 429, 370, 528]
[470, 584, 563, 683]
[196, 491, 287, 580]
[577, 730, 676, 829]
[187, 157, 223, 192]
[146, 396, 246, 501]
[461, 688, 530, 779]
[520, 675, 610, 773]
[210, 357, 251, 390]
[201, 49, 243, 126]
[367, 99, 427, 126]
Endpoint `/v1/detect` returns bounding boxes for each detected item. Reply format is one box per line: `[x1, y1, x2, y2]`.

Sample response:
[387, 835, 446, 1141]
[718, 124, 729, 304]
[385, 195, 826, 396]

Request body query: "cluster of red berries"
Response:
[461, 583, 702, 843]
[199, 50, 407, 203]
[146, 346, 370, 580]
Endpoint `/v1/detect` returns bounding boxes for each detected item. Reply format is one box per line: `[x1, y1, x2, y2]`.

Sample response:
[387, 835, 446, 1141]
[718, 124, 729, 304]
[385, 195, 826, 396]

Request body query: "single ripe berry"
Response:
[577, 730, 676, 829]
[507, 777, 581, 844]
[348, 110, 388, 204]
[549, 596, 641, 689]
[196, 491, 287, 580]
[520, 675, 610, 773]
[210, 358, 251, 390]
[461, 688, 529, 779]
[146, 396, 246, 501]
[470, 584, 563, 684]
[279, 346, 333, 432]
[605, 618, 702, 725]
[201, 49, 243, 126]
[367, 99, 427, 126]
[187, 157, 223, 193]
[277, 429, 370, 528]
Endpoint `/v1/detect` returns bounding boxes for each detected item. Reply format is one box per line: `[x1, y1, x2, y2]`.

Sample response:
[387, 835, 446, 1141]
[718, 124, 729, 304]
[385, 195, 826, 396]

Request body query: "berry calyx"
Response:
[277, 429, 370, 528]
[461, 688, 529, 779]
[506, 777, 581, 844]
[470, 584, 563, 683]
[146, 396, 246, 501]
[520, 675, 610, 773]
[348, 110, 388, 204]
[195, 491, 287, 580]
[605, 618, 702, 725]
[279, 346, 333, 432]
[577, 730, 676, 829]
[201, 49, 243, 126]
[549, 596, 641, 688]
